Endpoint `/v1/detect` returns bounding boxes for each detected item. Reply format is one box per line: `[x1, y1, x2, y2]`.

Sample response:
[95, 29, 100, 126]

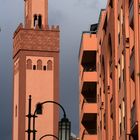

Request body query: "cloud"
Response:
[0, 0, 107, 139]
[49, 9, 67, 25]
[74, 0, 105, 9]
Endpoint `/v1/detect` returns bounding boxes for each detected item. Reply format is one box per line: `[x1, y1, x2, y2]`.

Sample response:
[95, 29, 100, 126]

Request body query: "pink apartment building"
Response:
[79, 24, 98, 140]
[12, 0, 59, 140]
[79, 0, 140, 140]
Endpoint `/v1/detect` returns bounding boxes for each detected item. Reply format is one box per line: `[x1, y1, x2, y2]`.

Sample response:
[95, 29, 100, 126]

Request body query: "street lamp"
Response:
[35, 101, 71, 140]
[26, 95, 71, 140]
[59, 117, 71, 140]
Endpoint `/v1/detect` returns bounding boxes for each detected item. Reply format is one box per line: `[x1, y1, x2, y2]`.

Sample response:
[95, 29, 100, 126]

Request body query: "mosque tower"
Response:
[12, 0, 59, 139]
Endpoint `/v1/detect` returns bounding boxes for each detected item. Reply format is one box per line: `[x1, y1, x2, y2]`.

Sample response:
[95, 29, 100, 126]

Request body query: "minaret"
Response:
[24, 0, 48, 28]
[12, 0, 60, 139]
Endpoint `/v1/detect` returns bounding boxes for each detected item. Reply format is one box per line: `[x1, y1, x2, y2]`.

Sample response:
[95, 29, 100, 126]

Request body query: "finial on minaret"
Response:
[24, 0, 48, 29]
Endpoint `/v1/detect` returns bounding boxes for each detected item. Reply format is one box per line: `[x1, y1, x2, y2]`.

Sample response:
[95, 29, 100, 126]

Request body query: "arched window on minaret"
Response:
[34, 14, 38, 28]
[47, 60, 53, 70]
[38, 15, 42, 29]
[43, 66, 47, 71]
[37, 59, 42, 70]
[33, 65, 36, 70]
[27, 59, 32, 69]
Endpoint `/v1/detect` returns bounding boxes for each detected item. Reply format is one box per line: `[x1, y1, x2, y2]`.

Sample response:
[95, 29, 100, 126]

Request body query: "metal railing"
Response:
[84, 98, 97, 103]
[81, 129, 97, 140]
[131, 103, 136, 128]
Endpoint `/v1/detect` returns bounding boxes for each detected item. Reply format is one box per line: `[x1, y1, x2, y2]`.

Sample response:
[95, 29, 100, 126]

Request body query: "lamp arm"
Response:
[39, 134, 59, 140]
[34, 101, 67, 118]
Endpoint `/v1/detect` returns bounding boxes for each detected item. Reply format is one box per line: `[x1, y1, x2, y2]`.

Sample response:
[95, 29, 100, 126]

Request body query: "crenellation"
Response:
[13, 23, 23, 38]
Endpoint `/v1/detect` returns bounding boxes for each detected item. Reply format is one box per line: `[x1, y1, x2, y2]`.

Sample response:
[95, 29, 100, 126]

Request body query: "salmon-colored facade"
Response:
[79, 0, 140, 140]
[79, 27, 98, 140]
[12, 0, 59, 140]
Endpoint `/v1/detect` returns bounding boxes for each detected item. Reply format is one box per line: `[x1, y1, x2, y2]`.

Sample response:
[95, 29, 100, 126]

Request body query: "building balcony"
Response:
[81, 50, 96, 70]
[81, 129, 97, 140]
[131, 103, 138, 139]
[81, 113, 97, 140]
[130, 48, 134, 79]
[131, 102, 138, 139]
[131, 103, 137, 129]
[129, 0, 134, 26]
[81, 102, 97, 115]
[81, 82, 97, 102]
[81, 34, 97, 51]
[81, 71, 97, 82]
[110, 98, 113, 117]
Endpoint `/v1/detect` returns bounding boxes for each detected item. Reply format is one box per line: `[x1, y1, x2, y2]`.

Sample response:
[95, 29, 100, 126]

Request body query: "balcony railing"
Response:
[82, 128, 97, 139]
[130, 48, 134, 76]
[84, 98, 97, 103]
[131, 103, 136, 128]
[81, 66, 96, 80]
[84, 66, 96, 72]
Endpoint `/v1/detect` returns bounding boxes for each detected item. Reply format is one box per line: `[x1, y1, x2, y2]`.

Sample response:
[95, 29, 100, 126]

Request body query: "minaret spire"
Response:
[24, 0, 48, 28]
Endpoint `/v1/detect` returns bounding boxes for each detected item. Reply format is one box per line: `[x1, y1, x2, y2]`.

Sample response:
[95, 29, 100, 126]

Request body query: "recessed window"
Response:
[47, 60, 53, 70]
[33, 65, 36, 70]
[37, 59, 42, 70]
[27, 59, 32, 69]
[38, 15, 42, 29]
[34, 14, 38, 27]
[109, 0, 113, 8]
[43, 66, 46, 71]
[119, 106, 122, 136]
[104, 113, 106, 129]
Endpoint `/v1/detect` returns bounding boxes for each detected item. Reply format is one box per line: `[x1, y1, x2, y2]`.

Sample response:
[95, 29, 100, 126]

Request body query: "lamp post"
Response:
[26, 95, 71, 140]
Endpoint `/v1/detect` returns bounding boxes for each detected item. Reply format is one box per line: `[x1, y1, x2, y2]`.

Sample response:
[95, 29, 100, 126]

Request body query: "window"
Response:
[104, 113, 106, 129]
[37, 59, 42, 70]
[119, 106, 122, 136]
[47, 60, 53, 70]
[120, 8, 123, 25]
[129, 0, 133, 7]
[118, 18, 120, 46]
[33, 65, 36, 70]
[103, 16, 107, 33]
[43, 66, 46, 71]
[109, 0, 113, 8]
[34, 14, 38, 27]
[121, 53, 124, 81]
[122, 100, 125, 131]
[131, 71, 135, 81]
[38, 15, 42, 29]
[27, 59, 32, 69]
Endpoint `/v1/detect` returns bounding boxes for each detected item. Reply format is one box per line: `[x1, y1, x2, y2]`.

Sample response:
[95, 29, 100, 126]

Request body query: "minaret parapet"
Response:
[50, 25, 59, 31]
[36, 25, 59, 31]
[13, 23, 23, 37]
[14, 24, 60, 38]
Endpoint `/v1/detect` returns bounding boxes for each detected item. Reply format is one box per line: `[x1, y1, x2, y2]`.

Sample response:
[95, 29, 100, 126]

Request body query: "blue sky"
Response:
[0, 0, 106, 139]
